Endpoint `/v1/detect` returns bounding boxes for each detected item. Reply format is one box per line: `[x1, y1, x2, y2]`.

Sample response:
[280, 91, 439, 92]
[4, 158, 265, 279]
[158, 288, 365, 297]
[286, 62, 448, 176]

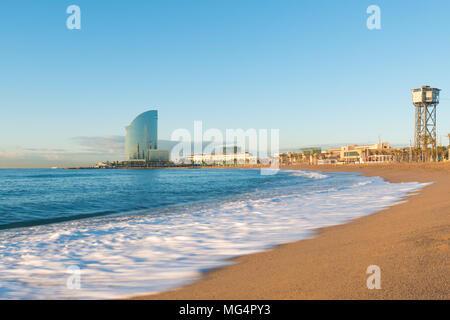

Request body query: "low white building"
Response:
[188, 152, 257, 165]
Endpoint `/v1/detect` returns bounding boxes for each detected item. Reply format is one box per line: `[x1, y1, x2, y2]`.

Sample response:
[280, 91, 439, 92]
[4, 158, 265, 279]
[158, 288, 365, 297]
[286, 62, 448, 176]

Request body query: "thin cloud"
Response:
[0, 150, 26, 159]
[71, 136, 125, 154]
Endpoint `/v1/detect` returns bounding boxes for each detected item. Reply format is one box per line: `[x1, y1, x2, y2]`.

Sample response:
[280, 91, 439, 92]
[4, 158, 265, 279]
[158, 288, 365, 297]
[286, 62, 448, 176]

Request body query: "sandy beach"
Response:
[132, 163, 449, 300]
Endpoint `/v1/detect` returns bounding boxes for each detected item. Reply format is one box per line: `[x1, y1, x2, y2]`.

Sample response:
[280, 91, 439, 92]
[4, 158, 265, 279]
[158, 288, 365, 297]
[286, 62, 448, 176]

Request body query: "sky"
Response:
[1, 0, 450, 167]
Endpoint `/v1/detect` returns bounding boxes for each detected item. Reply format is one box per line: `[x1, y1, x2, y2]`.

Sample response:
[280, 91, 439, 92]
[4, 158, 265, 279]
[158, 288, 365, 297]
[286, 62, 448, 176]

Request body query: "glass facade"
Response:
[125, 110, 158, 160]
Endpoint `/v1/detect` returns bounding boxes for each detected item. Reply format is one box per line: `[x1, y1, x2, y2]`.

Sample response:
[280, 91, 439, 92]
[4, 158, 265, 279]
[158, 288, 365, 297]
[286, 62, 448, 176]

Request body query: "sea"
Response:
[0, 168, 428, 299]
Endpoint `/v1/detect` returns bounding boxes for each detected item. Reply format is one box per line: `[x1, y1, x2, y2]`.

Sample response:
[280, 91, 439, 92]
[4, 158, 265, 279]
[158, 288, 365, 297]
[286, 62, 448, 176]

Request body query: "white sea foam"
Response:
[282, 169, 328, 179]
[0, 171, 429, 299]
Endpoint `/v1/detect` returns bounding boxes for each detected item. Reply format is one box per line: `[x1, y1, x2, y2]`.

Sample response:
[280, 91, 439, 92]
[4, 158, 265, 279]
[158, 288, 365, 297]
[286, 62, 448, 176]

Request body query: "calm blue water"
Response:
[0, 168, 427, 299]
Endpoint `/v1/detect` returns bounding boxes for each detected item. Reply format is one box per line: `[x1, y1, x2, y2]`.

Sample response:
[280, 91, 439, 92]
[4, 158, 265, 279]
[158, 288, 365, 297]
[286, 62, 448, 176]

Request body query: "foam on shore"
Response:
[0, 170, 429, 299]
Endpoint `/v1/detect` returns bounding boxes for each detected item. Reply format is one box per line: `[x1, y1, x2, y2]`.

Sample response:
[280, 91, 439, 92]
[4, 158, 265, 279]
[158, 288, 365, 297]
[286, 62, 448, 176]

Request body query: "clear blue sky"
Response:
[1, 0, 449, 167]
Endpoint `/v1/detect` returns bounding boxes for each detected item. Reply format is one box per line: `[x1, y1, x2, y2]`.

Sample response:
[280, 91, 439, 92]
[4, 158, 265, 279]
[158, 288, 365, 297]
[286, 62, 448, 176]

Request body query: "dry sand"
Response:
[132, 163, 450, 299]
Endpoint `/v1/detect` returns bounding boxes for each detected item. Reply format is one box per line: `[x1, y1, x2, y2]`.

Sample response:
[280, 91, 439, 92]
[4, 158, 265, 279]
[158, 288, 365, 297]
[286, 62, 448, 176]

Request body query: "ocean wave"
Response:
[0, 173, 429, 299]
[282, 170, 328, 179]
[350, 180, 374, 187]
[23, 173, 94, 179]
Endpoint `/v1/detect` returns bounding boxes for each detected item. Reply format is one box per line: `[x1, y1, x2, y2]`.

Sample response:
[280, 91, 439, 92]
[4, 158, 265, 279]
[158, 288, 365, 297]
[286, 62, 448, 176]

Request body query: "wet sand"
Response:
[132, 163, 450, 299]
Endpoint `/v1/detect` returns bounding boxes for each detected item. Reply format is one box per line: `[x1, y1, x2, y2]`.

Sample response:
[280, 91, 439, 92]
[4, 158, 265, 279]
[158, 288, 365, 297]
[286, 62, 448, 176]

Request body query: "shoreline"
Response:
[130, 163, 450, 299]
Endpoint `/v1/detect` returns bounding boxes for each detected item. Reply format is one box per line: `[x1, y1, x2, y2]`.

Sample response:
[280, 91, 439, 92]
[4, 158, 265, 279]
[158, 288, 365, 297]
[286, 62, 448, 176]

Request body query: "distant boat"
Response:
[50, 166, 58, 169]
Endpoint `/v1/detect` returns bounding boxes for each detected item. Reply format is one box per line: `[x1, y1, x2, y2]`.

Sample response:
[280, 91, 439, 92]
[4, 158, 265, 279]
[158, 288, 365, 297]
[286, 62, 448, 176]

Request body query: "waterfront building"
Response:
[188, 151, 257, 165]
[125, 110, 170, 165]
[125, 110, 158, 160]
[339, 142, 390, 163]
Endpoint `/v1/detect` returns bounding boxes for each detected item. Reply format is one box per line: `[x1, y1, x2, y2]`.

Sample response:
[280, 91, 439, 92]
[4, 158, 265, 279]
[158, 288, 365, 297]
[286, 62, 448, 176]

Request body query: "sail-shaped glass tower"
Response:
[125, 110, 158, 160]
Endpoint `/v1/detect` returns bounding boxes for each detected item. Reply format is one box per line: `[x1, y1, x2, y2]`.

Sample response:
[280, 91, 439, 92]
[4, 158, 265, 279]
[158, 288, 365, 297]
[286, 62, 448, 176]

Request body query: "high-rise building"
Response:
[125, 110, 158, 160]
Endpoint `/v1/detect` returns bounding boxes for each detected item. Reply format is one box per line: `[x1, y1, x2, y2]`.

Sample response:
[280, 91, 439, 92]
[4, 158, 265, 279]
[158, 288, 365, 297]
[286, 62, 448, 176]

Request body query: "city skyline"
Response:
[1, 0, 450, 167]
